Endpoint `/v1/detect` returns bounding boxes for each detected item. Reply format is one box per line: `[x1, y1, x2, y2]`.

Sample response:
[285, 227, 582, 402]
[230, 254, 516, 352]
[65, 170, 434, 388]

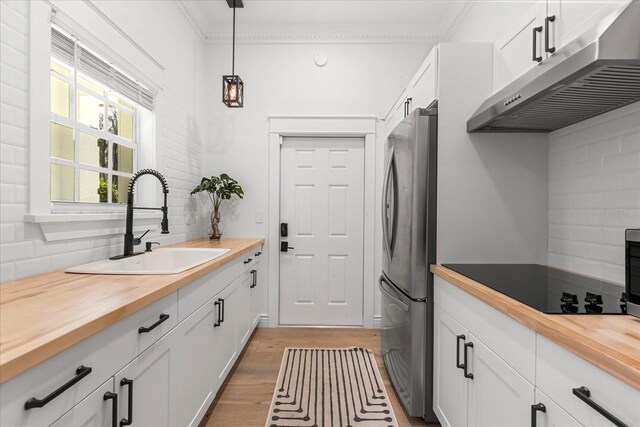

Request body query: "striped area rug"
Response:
[266, 347, 398, 427]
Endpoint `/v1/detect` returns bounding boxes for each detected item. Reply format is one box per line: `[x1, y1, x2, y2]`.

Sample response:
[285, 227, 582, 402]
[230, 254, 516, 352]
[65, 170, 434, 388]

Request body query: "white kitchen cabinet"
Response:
[114, 329, 178, 427]
[433, 305, 468, 427]
[494, 0, 547, 91]
[533, 388, 583, 427]
[547, 0, 632, 54]
[49, 379, 115, 427]
[467, 334, 534, 427]
[384, 89, 409, 138]
[250, 261, 262, 328]
[237, 272, 253, 348]
[175, 300, 217, 427]
[214, 278, 241, 386]
[407, 48, 438, 111]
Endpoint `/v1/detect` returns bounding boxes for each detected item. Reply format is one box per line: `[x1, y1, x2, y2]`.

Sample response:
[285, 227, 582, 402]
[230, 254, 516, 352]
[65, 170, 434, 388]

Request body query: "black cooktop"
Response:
[443, 264, 627, 315]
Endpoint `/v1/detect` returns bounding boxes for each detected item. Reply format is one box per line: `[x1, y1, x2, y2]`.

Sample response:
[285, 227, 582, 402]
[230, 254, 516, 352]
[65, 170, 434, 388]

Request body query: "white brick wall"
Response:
[0, 1, 209, 282]
[548, 101, 640, 284]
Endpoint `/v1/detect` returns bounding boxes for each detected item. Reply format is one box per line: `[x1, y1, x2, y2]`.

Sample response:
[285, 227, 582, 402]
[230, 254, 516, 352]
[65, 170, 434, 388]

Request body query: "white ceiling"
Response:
[178, 0, 470, 41]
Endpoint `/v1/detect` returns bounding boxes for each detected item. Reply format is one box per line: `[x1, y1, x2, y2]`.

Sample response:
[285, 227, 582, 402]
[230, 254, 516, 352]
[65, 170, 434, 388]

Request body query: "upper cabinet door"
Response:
[409, 47, 438, 110]
[547, 0, 633, 54]
[494, 0, 547, 91]
[467, 334, 535, 427]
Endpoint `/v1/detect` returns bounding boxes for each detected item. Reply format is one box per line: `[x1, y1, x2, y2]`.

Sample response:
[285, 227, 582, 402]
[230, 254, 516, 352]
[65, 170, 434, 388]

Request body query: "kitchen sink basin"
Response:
[66, 247, 231, 275]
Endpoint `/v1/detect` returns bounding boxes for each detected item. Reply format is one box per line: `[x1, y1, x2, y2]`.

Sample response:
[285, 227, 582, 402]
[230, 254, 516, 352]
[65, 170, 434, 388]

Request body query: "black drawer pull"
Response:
[24, 365, 92, 409]
[533, 26, 543, 62]
[138, 313, 170, 334]
[120, 378, 133, 426]
[255, 251, 262, 256]
[244, 258, 253, 264]
[103, 392, 118, 427]
[456, 334, 466, 369]
[214, 300, 221, 327]
[250, 269, 257, 288]
[531, 403, 546, 427]
[463, 342, 474, 379]
[219, 298, 225, 323]
[572, 386, 628, 427]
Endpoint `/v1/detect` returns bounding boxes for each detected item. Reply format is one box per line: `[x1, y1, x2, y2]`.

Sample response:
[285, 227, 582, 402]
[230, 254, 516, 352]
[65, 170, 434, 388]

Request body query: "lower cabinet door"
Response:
[467, 334, 534, 427]
[532, 388, 583, 427]
[214, 280, 240, 386]
[114, 330, 177, 427]
[175, 299, 217, 427]
[238, 272, 253, 348]
[50, 379, 115, 427]
[433, 305, 469, 427]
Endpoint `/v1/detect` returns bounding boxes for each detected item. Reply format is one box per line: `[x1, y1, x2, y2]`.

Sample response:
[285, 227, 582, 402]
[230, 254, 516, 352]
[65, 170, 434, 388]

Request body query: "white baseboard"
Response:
[373, 315, 381, 328]
[258, 314, 270, 328]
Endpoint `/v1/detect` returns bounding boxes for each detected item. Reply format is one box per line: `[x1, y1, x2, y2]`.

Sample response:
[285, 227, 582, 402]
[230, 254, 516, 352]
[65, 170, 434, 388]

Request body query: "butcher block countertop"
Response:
[431, 264, 640, 391]
[0, 237, 264, 384]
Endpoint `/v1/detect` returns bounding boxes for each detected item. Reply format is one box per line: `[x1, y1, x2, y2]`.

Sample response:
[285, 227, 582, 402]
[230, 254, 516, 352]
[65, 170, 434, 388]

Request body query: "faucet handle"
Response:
[133, 229, 150, 246]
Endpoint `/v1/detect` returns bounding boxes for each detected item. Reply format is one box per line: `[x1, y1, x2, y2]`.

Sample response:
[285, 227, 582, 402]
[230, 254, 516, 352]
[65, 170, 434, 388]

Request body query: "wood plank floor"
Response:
[200, 328, 439, 427]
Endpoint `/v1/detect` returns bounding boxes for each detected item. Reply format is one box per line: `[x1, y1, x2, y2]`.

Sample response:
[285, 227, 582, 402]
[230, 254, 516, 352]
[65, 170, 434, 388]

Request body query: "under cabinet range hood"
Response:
[468, 1, 640, 133]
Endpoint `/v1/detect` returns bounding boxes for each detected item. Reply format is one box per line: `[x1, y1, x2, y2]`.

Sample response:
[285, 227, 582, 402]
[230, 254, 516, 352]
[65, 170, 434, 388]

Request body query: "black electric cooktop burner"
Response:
[443, 264, 627, 315]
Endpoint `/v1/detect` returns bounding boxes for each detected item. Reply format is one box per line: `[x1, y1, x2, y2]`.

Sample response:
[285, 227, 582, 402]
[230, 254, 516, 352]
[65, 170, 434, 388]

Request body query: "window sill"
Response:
[25, 212, 162, 242]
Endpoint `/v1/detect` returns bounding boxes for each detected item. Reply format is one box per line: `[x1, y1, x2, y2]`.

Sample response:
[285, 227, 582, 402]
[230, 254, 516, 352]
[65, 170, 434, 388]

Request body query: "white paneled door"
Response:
[280, 137, 365, 326]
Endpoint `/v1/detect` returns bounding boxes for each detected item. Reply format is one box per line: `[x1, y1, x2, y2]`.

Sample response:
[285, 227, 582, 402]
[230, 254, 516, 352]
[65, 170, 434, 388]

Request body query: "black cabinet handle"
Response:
[24, 365, 92, 409]
[545, 15, 556, 53]
[456, 334, 466, 369]
[250, 269, 257, 288]
[103, 392, 118, 427]
[214, 300, 221, 327]
[572, 386, 628, 427]
[138, 313, 170, 334]
[120, 378, 133, 426]
[255, 251, 262, 257]
[463, 342, 474, 379]
[219, 298, 225, 323]
[244, 258, 253, 264]
[533, 26, 543, 62]
[531, 403, 546, 427]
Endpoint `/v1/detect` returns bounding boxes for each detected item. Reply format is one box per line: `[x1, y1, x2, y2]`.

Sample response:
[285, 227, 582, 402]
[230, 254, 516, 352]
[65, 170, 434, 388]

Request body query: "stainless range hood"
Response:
[468, 1, 640, 133]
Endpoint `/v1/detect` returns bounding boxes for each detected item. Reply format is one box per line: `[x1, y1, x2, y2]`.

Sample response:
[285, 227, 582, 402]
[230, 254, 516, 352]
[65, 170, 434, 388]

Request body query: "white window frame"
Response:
[49, 57, 138, 207]
[26, 1, 162, 241]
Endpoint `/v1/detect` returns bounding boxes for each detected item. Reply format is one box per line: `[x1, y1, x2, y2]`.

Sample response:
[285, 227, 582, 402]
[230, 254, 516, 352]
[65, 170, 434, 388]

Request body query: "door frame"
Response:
[268, 116, 377, 328]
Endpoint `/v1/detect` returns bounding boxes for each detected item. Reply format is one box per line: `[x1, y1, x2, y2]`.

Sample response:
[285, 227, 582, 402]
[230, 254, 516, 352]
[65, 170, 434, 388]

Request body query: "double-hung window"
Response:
[49, 27, 154, 205]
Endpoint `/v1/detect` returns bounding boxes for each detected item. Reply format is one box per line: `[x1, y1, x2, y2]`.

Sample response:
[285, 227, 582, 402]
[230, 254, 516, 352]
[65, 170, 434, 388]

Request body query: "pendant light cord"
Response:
[232, 5, 236, 75]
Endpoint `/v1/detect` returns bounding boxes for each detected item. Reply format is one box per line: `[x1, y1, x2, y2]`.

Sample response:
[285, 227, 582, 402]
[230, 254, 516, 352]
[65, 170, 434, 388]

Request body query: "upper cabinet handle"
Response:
[456, 334, 466, 369]
[572, 386, 628, 427]
[24, 365, 92, 409]
[533, 26, 543, 62]
[463, 342, 474, 379]
[138, 313, 170, 334]
[545, 16, 556, 54]
[531, 403, 546, 427]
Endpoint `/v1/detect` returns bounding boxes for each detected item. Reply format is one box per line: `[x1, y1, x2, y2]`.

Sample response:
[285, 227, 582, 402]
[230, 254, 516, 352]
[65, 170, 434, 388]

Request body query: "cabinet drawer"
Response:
[536, 335, 640, 427]
[177, 258, 242, 322]
[50, 378, 115, 427]
[0, 292, 176, 427]
[240, 248, 262, 273]
[533, 387, 582, 427]
[434, 276, 536, 383]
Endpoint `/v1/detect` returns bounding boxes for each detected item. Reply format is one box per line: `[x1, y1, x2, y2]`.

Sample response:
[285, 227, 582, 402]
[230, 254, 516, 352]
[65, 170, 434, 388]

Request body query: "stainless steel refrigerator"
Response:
[380, 102, 437, 422]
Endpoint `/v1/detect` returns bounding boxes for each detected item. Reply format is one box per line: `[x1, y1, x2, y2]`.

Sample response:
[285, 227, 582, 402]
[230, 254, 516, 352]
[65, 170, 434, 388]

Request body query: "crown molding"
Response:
[442, 0, 475, 41]
[203, 33, 441, 45]
[174, 0, 206, 41]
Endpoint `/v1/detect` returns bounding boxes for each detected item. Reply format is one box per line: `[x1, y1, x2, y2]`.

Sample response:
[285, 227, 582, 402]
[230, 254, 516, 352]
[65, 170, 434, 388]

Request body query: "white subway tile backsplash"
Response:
[548, 102, 640, 285]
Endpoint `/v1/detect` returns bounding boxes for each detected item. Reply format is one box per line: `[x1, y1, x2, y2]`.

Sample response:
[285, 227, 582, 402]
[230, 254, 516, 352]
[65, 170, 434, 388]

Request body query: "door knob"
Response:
[280, 241, 294, 252]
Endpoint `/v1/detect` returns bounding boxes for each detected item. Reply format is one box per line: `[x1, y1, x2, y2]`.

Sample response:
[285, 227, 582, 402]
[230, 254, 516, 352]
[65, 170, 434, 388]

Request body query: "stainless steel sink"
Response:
[66, 248, 230, 275]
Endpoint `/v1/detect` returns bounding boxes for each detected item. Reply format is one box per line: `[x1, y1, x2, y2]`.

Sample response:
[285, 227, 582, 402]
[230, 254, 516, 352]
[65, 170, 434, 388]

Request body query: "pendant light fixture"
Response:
[222, 0, 244, 108]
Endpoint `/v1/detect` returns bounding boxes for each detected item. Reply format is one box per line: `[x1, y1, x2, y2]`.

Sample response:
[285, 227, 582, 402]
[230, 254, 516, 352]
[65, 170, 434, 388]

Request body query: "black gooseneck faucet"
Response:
[110, 169, 169, 260]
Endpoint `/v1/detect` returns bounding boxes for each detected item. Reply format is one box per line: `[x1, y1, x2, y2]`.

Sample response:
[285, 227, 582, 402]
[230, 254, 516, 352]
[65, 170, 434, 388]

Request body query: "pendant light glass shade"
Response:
[222, 75, 243, 107]
[223, 2, 243, 108]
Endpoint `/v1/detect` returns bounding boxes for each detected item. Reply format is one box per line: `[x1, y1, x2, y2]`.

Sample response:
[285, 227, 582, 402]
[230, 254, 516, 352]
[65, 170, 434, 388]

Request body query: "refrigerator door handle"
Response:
[379, 275, 409, 311]
[381, 147, 395, 260]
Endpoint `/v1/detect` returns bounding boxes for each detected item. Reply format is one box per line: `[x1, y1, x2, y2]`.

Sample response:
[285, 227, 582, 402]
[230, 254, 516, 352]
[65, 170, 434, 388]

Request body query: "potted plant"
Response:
[191, 174, 244, 240]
